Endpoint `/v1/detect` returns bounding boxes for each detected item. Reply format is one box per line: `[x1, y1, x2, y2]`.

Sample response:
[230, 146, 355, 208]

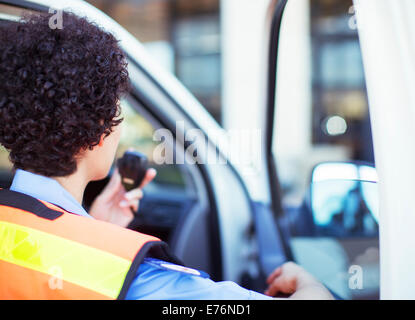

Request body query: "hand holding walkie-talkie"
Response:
[117, 150, 149, 191]
[89, 149, 156, 228]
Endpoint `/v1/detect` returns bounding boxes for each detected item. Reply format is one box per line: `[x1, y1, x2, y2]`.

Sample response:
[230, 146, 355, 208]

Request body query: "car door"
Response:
[354, 0, 415, 300]
[263, 0, 379, 299]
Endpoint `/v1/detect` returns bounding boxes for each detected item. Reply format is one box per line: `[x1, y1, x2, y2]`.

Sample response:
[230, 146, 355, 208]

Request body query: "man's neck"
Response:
[52, 165, 90, 205]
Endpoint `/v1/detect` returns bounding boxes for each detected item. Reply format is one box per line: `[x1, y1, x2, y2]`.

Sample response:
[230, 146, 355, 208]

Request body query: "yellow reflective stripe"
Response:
[0, 221, 131, 299]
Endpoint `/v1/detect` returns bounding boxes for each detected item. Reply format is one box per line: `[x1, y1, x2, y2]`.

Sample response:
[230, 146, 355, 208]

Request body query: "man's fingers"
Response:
[131, 200, 139, 212]
[119, 198, 139, 212]
[110, 166, 155, 212]
[120, 189, 143, 211]
[265, 277, 295, 297]
[124, 188, 143, 201]
[139, 168, 157, 189]
[267, 266, 282, 285]
[265, 278, 283, 297]
[100, 168, 122, 200]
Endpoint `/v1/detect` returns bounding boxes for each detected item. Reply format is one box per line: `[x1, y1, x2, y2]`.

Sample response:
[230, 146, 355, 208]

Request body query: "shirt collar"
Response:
[10, 169, 91, 218]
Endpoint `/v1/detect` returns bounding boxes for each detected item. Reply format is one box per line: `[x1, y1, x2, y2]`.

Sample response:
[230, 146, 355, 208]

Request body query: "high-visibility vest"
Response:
[0, 188, 181, 300]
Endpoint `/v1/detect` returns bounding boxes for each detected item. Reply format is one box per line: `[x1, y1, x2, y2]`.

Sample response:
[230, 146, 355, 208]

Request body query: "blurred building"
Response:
[310, 0, 373, 162]
[87, 0, 222, 122]
[273, 0, 373, 205]
[86, 0, 372, 160]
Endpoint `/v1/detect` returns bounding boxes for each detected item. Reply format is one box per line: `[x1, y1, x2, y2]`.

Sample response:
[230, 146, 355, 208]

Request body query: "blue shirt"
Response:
[10, 169, 272, 300]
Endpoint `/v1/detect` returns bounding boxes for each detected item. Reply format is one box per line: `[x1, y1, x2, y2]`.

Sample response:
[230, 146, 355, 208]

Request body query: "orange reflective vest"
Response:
[0, 188, 181, 300]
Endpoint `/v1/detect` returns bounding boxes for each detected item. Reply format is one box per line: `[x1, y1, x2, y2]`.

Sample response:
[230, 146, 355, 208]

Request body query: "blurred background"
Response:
[82, 0, 373, 204]
[87, 0, 222, 121]
[0, 0, 374, 206]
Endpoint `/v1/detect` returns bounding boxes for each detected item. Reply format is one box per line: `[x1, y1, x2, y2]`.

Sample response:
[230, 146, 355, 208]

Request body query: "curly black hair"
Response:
[0, 11, 129, 177]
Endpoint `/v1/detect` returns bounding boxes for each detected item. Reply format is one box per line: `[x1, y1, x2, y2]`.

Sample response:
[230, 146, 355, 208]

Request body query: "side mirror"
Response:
[310, 162, 379, 237]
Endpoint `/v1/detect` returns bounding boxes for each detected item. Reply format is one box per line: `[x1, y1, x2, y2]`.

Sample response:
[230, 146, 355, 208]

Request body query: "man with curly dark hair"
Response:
[0, 11, 150, 226]
[0, 11, 170, 299]
[0, 10, 332, 300]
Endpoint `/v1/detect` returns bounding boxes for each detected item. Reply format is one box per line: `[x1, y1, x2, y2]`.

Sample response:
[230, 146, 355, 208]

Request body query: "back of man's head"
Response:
[0, 11, 129, 177]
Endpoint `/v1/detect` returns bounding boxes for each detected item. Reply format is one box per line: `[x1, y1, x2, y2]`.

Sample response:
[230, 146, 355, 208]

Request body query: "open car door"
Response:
[263, 0, 380, 299]
[354, 0, 415, 300]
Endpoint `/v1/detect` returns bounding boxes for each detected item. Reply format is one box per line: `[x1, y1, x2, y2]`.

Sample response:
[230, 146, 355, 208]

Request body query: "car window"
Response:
[117, 97, 189, 190]
[273, 0, 378, 299]
[0, 145, 13, 188]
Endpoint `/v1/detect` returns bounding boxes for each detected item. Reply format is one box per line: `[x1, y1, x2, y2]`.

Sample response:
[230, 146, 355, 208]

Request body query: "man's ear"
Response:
[98, 134, 104, 147]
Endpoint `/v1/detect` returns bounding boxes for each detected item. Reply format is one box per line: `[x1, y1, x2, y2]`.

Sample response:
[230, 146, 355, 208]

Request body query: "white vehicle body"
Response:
[354, 0, 415, 299]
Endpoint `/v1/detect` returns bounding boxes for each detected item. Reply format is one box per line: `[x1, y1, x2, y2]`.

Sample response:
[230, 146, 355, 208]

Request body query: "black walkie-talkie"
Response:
[117, 150, 148, 191]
